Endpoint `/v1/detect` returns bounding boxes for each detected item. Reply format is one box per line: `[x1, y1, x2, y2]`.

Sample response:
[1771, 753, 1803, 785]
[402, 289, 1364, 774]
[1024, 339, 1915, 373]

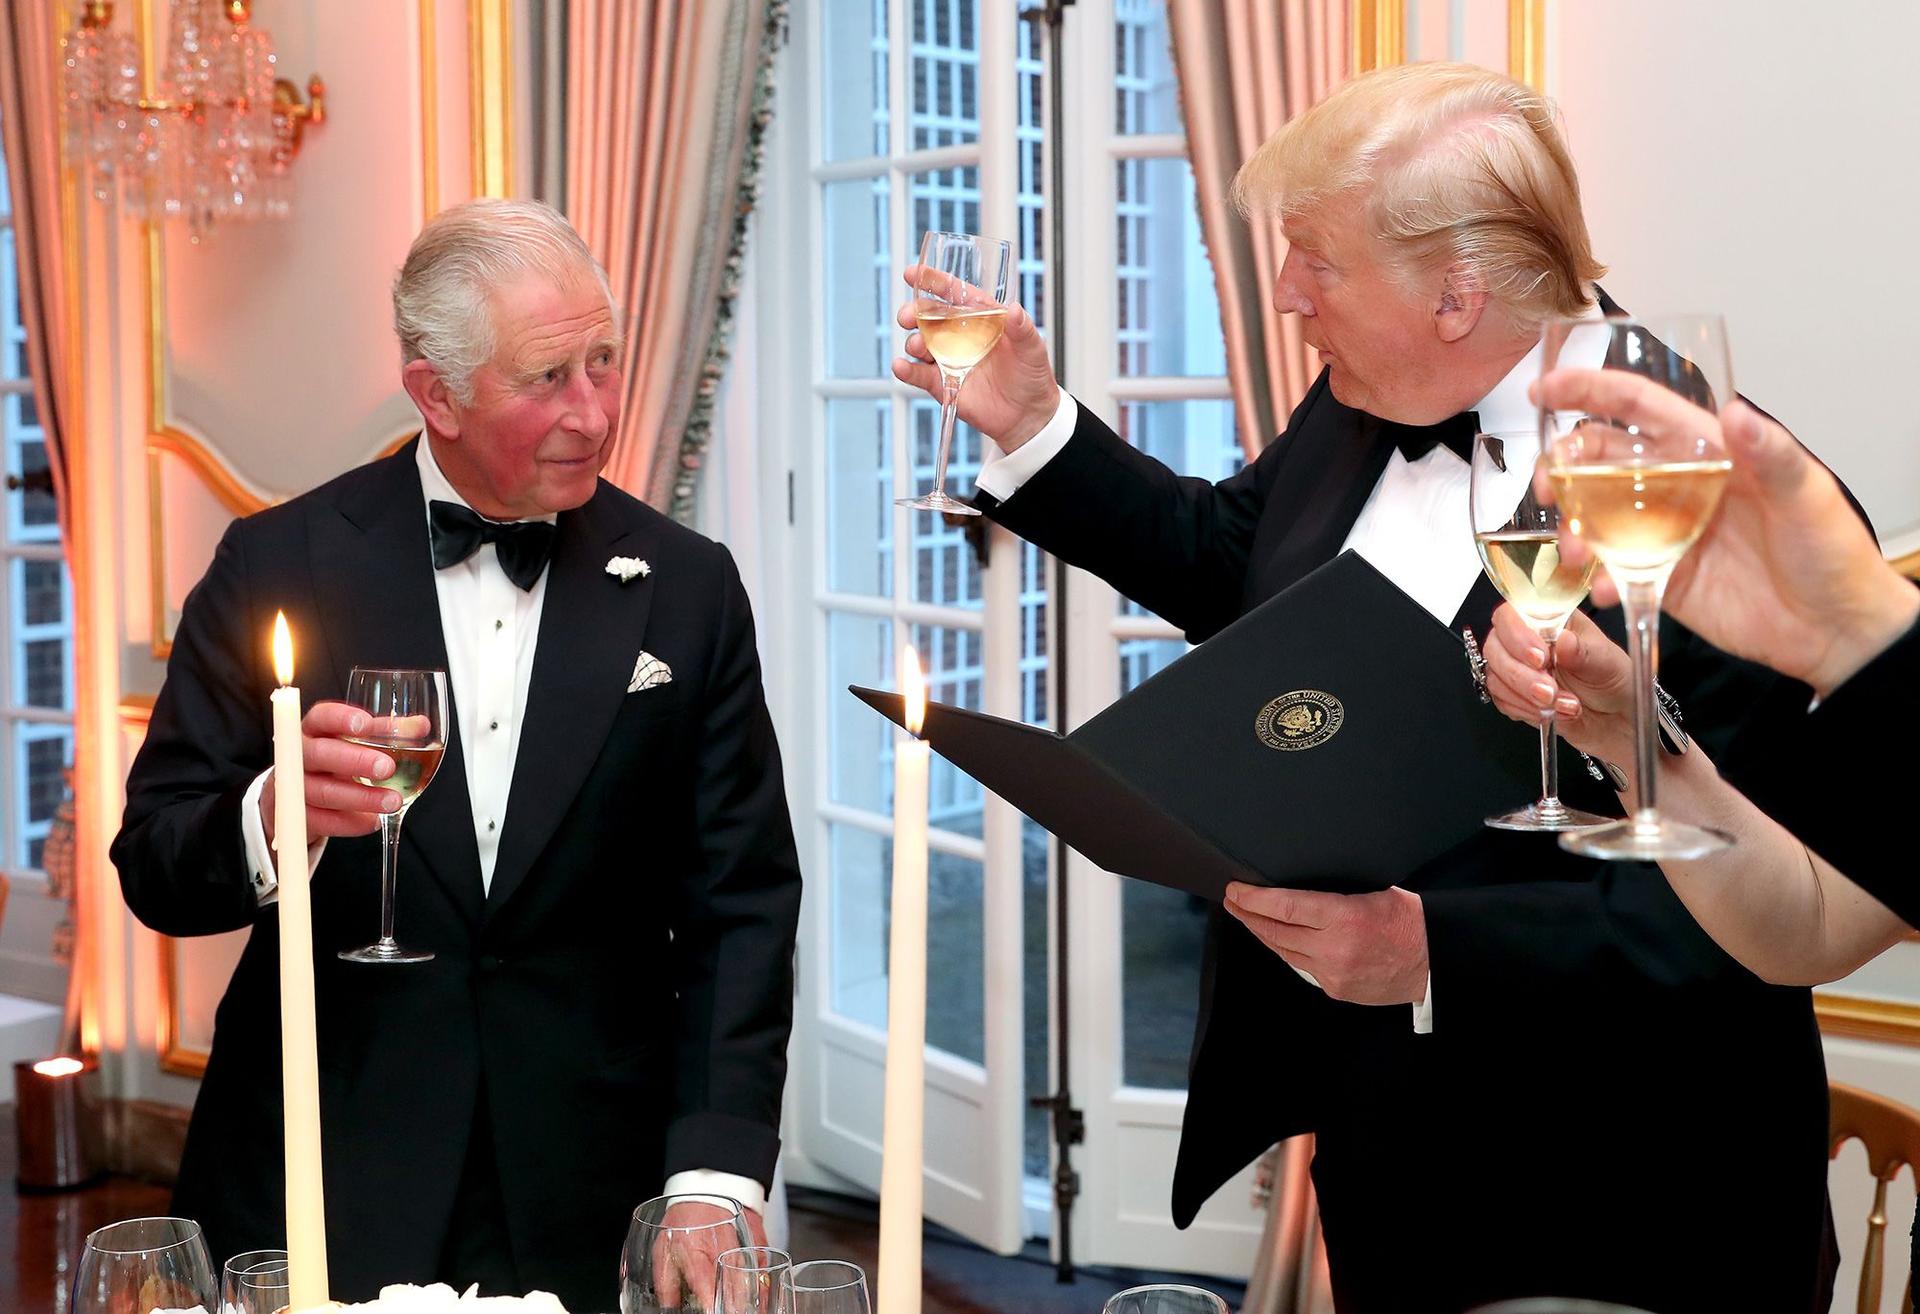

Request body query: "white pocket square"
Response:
[628, 652, 673, 694]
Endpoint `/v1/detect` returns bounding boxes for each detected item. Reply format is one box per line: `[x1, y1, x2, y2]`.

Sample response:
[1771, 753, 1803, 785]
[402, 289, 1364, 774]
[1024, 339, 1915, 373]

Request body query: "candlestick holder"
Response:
[13, 1056, 101, 1191]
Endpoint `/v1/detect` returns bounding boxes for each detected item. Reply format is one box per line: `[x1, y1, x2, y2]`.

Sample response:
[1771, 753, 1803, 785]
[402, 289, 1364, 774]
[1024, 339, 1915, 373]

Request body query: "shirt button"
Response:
[495, 618, 504, 631]
[487, 819, 497, 832]
[490, 719, 499, 731]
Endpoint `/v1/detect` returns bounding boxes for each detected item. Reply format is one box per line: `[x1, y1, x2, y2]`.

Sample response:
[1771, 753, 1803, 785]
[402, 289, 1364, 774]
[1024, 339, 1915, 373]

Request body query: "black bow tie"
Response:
[1394, 410, 1480, 463]
[428, 500, 557, 591]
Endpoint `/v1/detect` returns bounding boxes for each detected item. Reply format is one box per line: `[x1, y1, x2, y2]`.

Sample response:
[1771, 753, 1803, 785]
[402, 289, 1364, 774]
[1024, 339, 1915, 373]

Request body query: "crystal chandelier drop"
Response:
[62, 0, 325, 240]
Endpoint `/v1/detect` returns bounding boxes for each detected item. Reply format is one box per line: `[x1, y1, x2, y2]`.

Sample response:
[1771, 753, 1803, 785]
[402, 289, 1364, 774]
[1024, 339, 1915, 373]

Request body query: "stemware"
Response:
[72, 1217, 218, 1314]
[220, 1250, 290, 1314]
[1469, 429, 1609, 832]
[900, 230, 1014, 516]
[338, 666, 448, 963]
[619, 1193, 751, 1314]
[1101, 1284, 1232, 1314]
[1541, 314, 1737, 861]
[783, 1260, 872, 1314]
[715, 1245, 793, 1314]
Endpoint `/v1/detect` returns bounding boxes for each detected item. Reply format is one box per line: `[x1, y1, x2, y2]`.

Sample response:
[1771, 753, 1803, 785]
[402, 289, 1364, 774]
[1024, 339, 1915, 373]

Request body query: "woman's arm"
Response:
[1481, 604, 1910, 984]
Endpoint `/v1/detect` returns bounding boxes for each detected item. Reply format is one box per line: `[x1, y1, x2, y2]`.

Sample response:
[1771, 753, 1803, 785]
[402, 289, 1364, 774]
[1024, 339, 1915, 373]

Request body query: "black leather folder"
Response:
[852, 551, 1547, 902]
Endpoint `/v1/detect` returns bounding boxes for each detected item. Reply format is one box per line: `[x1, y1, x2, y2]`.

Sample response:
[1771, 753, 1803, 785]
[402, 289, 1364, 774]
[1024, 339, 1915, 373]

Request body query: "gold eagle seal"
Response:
[1256, 690, 1344, 752]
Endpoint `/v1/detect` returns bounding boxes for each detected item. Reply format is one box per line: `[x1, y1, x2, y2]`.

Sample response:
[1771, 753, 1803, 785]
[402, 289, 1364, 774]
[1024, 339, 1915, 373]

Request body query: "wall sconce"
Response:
[62, 0, 328, 240]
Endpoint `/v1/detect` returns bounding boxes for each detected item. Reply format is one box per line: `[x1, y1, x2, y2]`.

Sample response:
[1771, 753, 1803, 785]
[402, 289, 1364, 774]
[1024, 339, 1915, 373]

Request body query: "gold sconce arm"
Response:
[274, 75, 327, 156]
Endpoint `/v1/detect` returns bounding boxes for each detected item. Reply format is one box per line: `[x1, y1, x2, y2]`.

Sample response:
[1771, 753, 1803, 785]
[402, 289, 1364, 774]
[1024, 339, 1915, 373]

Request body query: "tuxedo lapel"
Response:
[311, 442, 485, 929]
[1252, 398, 1398, 601]
[484, 488, 658, 918]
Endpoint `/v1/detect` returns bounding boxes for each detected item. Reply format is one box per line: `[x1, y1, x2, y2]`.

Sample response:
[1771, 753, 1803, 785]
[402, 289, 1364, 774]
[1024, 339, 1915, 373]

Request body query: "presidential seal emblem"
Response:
[1256, 690, 1344, 752]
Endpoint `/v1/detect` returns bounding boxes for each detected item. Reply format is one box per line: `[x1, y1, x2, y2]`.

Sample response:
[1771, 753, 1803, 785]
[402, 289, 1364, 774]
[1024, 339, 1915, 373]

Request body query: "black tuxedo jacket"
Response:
[980, 379, 1836, 1313]
[111, 442, 802, 1312]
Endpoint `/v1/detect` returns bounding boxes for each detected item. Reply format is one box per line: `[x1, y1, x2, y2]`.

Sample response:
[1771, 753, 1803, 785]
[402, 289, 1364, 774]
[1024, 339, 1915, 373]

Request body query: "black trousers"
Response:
[436, 1084, 520, 1297]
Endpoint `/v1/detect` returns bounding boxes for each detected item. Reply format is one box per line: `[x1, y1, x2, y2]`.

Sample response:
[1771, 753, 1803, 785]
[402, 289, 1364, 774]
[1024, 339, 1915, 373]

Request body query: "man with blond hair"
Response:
[116, 199, 802, 1309]
[896, 63, 1834, 1311]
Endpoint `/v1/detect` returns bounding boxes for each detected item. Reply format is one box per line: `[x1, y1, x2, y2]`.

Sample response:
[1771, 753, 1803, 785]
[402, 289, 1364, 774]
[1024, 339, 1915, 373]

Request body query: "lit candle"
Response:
[877, 649, 929, 1314]
[271, 612, 330, 1310]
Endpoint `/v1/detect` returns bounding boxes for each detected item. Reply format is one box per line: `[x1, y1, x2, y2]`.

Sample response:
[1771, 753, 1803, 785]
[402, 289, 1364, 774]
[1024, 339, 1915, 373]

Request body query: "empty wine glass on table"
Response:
[1101, 1284, 1232, 1314]
[338, 666, 448, 963]
[783, 1260, 871, 1314]
[715, 1246, 793, 1314]
[1541, 313, 1737, 861]
[1470, 429, 1609, 832]
[220, 1249, 290, 1314]
[900, 230, 1014, 516]
[72, 1217, 218, 1314]
[619, 1193, 751, 1314]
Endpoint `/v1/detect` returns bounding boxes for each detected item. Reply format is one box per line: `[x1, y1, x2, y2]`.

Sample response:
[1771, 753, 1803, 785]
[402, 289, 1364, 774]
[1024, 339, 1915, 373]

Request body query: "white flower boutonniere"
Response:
[605, 556, 652, 583]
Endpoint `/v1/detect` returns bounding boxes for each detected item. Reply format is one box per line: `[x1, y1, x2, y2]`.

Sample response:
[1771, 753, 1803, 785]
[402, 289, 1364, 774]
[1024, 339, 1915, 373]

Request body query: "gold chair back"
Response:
[1830, 1081, 1920, 1314]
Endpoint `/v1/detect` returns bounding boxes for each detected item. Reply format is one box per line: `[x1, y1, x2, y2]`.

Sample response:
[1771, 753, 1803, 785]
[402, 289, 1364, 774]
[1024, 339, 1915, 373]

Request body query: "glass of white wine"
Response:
[339, 666, 448, 963]
[1542, 314, 1736, 861]
[900, 230, 1014, 516]
[1470, 430, 1609, 832]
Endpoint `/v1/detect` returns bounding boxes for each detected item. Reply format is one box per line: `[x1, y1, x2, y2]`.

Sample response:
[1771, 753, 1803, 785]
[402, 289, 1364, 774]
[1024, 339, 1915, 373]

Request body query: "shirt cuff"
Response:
[662, 1169, 768, 1215]
[973, 390, 1075, 502]
[1412, 973, 1433, 1035]
[240, 766, 327, 907]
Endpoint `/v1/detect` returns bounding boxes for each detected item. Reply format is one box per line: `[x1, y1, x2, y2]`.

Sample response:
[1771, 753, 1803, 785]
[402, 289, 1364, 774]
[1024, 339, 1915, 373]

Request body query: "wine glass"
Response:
[338, 666, 448, 963]
[900, 230, 1014, 516]
[220, 1250, 289, 1314]
[1541, 314, 1737, 861]
[72, 1217, 218, 1314]
[619, 1193, 751, 1314]
[1101, 1285, 1231, 1314]
[715, 1246, 793, 1314]
[1470, 430, 1610, 832]
[782, 1261, 871, 1314]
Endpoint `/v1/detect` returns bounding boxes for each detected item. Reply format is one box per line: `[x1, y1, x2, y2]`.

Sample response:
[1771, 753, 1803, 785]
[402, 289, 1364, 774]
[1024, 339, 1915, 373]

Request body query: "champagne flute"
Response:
[1470, 430, 1609, 832]
[899, 230, 1014, 516]
[619, 1193, 751, 1314]
[782, 1261, 871, 1314]
[339, 666, 448, 963]
[1101, 1285, 1231, 1314]
[715, 1246, 793, 1314]
[220, 1250, 289, 1314]
[1542, 314, 1736, 860]
[72, 1217, 218, 1314]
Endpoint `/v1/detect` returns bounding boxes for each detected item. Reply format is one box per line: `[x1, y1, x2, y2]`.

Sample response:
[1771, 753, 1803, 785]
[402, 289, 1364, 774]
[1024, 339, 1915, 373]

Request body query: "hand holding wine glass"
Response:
[1482, 604, 1636, 770]
[1534, 368, 1920, 700]
[338, 666, 447, 964]
[1468, 430, 1609, 833]
[1541, 315, 1736, 861]
[258, 700, 404, 843]
[892, 273, 1057, 453]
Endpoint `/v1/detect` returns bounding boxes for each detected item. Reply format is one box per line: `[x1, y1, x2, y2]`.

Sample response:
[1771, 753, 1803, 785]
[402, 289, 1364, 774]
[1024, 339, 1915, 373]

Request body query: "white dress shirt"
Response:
[239, 439, 764, 1211]
[974, 322, 1608, 1034]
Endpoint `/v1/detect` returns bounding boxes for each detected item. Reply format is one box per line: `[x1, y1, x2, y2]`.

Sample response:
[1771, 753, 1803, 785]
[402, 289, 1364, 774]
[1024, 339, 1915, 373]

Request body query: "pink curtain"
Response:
[0, 3, 76, 542]
[564, 0, 780, 517]
[1166, 1, 1347, 458]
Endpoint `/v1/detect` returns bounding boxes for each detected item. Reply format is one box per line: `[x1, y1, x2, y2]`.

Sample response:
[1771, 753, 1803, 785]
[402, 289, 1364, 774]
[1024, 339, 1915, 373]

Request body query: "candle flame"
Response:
[272, 611, 294, 685]
[32, 1056, 84, 1077]
[903, 646, 927, 737]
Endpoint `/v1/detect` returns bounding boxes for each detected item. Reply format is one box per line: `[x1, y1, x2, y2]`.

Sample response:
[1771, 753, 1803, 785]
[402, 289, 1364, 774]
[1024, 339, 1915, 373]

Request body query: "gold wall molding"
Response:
[1816, 993, 1920, 1049]
[156, 932, 208, 1078]
[1508, 0, 1546, 90]
[421, 0, 440, 217]
[1351, 0, 1405, 76]
[468, 0, 514, 197]
[1895, 547, 1920, 580]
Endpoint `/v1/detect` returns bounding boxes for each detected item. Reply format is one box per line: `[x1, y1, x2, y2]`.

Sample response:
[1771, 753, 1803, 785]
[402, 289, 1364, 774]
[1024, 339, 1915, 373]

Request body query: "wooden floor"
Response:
[1, 1109, 1217, 1314]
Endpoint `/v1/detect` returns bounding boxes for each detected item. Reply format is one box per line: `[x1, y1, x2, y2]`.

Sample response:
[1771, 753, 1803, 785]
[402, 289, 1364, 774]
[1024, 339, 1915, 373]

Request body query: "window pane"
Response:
[908, 622, 984, 837]
[1019, 539, 1049, 726]
[910, 0, 981, 150]
[18, 558, 66, 627]
[21, 637, 69, 710]
[1114, 157, 1225, 377]
[1114, 0, 1179, 136]
[826, 400, 893, 598]
[1113, 399, 1241, 618]
[16, 726, 72, 870]
[824, 178, 893, 379]
[1121, 882, 1206, 1087]
[828, 612, 894, 814]
[909, 165, 982, 250]
[823, 0, 890, 162]
[907, 399, 983, 608]
[1022, 814, 1050, 1176]
[827, 821, 987, 1065]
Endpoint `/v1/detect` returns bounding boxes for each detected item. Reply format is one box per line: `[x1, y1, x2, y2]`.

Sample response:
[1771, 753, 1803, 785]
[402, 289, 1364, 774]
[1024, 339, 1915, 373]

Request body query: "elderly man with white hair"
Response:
[115, 198, 802, 1311]
[896, 63, 1836, 1312]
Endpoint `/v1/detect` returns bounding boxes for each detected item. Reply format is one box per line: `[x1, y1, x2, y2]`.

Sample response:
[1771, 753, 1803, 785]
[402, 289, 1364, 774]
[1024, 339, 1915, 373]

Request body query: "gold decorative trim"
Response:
[468, 0, 514, 197]
[1895, 548, 1920, 581]
[156, 935, 208, 1078]
[118, 694, 157, 724]
[1507, 0, 1546, 91]
[1816, 993, 1920, 1049]
[149, 430, 272, 519]
[421, 0, 439, 218]
[145, 431, 272, 661]
[1351, 0, 1405, 76]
